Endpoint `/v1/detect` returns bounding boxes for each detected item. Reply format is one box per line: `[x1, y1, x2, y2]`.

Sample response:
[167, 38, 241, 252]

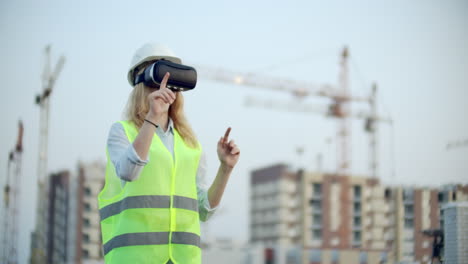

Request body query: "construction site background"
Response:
[1, 1, 467, 264]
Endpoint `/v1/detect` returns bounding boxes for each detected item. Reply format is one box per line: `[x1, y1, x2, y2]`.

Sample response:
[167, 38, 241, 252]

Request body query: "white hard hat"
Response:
[127, 43, 182, 86]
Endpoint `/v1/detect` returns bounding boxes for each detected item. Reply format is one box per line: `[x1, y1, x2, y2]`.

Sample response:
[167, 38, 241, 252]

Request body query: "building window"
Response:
[423, 241, 429, 248]
[312, 229, 322, 240]
[403, 189, 414, 201]
[404, 204, 414, 216]
[312, 183, 322, 197]
[438, 192, 445, 203]
[313, 214, 322, 225]
[309, 249, 321, 263]
[380, 252, 388, 262]
[331, 250, 339, 262]
[84, 187, 91, 196]
[354, 185, 362, 199]
[84, 202, 91, 211]
[286, 247, 301, 264]
[83, 218, 90, 227]
[404, 219, 414, 228]
[353, 202, 361, 215]
[353, 216, 361, 227]
[83, 233, 90, 243]
[353, 231, 362, 242]
[359, 251, 368, 264]
[310, 183, 323, 242]
[422, 254, 430, 262]
[82, 249, 89, 258]
[452, 192, 457, 201]
[310, 200, 321, 212]
[384, 188, 392, 199]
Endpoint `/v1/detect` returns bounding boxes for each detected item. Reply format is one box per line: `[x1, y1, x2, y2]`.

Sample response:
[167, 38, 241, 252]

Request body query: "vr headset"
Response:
[134, 60, 197, 92]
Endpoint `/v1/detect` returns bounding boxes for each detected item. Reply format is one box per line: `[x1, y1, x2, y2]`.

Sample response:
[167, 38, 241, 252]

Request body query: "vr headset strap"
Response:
[134, 73, 145, 86]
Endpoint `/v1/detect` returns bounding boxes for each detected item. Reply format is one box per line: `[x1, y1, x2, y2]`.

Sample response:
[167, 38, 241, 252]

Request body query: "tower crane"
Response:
[1, 121, 23, 264]
[198, 47, 391, 178]
[31, 45, 65, 264]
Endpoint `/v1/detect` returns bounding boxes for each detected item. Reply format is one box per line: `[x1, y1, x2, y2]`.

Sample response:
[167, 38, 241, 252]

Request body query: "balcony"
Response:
[286, 213, 300, 223]
[363, 220, 372, 229]
[288, 199, 299, 208]
[382, 204, 391, 213]
[311, 193, 322, 200]
[351, 241, 362, 248]
[403, 199, 414, 205]
[311, 223, 322, 229]
[288, 228, 299, 238]
[311, 208, 322, 215]
[382, 217, 394, 226]
[404, 213, 414, 219]
[383, 232, 395, 241]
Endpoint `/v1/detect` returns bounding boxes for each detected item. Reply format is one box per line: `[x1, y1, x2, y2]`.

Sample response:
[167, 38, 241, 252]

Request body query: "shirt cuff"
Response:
[204, 197, 218, 212]
[127, 144, 149, 165]
[198, 188, 218, 222]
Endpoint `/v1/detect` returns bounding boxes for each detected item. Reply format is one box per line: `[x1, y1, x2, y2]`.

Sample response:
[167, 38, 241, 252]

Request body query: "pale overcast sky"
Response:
[1, 0, 467, 263]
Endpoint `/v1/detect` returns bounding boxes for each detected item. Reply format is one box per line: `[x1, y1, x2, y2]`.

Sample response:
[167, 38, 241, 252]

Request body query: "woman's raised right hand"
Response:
[146, 72, 176, 117]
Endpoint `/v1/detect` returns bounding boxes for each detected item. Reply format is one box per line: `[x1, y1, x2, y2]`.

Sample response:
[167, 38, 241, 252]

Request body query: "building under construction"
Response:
[249, 163, 468, 264]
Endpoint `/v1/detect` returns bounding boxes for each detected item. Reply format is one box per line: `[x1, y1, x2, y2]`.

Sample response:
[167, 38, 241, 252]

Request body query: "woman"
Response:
[98, 43, 240, 264]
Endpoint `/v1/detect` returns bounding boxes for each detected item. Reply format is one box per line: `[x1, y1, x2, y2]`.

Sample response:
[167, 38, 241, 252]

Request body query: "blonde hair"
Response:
[125, 67, 199, 148]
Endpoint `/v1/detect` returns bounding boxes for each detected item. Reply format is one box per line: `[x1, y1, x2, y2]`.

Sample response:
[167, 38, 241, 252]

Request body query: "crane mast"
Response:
[1, 121, 23, 264]
[337, 47, 350, 176]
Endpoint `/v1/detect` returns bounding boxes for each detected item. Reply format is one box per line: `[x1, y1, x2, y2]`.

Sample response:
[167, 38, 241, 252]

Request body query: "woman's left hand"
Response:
[217, 127, 240, 168]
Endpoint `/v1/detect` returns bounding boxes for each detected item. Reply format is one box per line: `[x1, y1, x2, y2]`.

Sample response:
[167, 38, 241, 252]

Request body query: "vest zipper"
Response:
[168, 132, 178, 262]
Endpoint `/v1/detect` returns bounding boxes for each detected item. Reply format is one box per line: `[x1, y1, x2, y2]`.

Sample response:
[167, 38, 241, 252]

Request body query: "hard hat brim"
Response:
[127, 55, 182, 87]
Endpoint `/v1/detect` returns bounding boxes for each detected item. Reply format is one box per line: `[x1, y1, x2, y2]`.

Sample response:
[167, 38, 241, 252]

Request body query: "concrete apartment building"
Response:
[300, 170, 390, 264]
[389, 187, 440, 263]
[250, 163, 468, 264]
[67, 160, 106, 264]
[29, 161, 105, 264]
[71, 161, 105, 264]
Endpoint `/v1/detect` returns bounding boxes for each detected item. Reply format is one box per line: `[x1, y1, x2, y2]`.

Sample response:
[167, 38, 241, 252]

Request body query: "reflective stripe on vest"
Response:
[103, 232, 200, 255]
[99, 195, 198, 221]
[98, 120, 202, 264]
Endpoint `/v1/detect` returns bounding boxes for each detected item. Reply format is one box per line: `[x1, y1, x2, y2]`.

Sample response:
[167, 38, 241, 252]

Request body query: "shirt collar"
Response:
[159, 117, 174, 136]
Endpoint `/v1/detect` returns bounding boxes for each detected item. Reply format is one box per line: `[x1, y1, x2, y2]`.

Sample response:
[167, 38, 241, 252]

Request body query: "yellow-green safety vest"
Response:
[98, 120, 202, 264]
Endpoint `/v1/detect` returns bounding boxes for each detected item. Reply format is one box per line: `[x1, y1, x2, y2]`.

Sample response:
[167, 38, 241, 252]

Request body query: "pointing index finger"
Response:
[160, 72, 170, 89]
[223, 127, 231, 144]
